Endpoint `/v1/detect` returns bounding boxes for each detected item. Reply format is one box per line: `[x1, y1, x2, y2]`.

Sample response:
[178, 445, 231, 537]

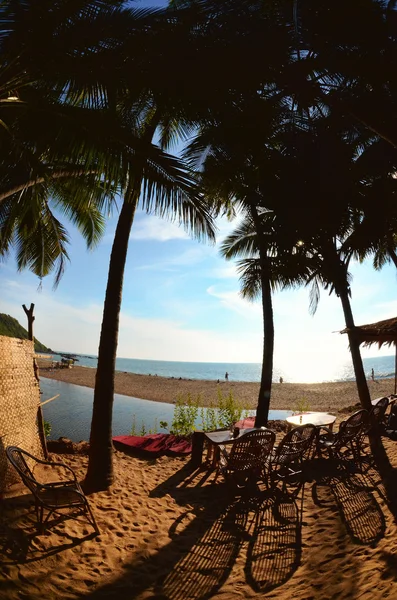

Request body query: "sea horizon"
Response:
[45, 351, 396, 385]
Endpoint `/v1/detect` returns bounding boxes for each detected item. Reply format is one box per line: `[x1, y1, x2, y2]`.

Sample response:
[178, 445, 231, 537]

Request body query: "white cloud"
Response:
[206, 285, 261, 319]
[131, 215, 189, 242]
[135, 246, 208, 272]
[0, 280, 262, 361]
[208, 264, 239, 280]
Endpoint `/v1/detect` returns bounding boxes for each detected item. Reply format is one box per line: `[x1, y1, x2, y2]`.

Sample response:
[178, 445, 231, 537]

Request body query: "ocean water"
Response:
[47, 352, 396, 384]
[40, 378, 292, 442]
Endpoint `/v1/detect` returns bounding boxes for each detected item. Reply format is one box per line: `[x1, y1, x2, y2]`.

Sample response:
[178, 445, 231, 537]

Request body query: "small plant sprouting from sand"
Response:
[129, 415, 148, 436]
[130, 414, 137, 435]
[292, 397, 311, 415]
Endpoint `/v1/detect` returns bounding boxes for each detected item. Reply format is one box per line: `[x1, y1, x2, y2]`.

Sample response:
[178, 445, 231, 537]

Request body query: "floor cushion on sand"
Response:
[112, 433, 192, 456]
[235, 417, 256, 428]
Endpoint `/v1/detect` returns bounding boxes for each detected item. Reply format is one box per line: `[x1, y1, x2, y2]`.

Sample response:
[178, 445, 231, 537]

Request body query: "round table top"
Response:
[286, 412, 337, 427]
[204, 427, 259, 445]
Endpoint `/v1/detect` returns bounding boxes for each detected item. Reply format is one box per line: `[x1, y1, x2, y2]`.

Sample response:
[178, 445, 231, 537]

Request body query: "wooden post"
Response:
[22, 303, 35, 342]
[394, 346, 397, 395]
[190, 431, 205, 468]
[23, 303, 48, 458]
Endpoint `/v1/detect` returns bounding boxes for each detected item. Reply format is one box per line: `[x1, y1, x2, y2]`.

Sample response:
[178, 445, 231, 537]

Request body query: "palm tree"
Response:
[83, 109, 216, 491]
[285, 0, 397, 148]
[0, 1, 217, 493]
[84, 0, 295, 490]
[221, 215, 310, 425]
[0, 1, 164, 280]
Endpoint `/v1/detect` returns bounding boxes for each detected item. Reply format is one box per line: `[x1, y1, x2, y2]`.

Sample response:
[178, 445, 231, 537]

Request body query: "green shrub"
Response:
[170, 394, 199, 436]
[291, 397, 311, 415]
[216, 388, 246, 430]
[43, 420, 52, 438]
[129, 391, 250, 438]
[200, 404, 218, 432]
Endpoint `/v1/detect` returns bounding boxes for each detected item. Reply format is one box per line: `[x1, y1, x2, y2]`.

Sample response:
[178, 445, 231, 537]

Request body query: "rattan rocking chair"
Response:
[6, 446, 99, 534]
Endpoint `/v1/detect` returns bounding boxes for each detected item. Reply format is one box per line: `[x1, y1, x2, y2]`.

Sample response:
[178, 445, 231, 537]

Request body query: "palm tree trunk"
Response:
[255, 267, 274, 426]
[335, 256, 393, 482]
[84, 115, 160, 492]
[249, 202, 274, 427]
[338, 289, 372, 412]
[84, 188, 139, 492]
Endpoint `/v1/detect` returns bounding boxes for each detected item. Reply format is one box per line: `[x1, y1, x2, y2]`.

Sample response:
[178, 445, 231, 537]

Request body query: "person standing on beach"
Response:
[371, 368, 375, 381]
[225, 372, 229, 381]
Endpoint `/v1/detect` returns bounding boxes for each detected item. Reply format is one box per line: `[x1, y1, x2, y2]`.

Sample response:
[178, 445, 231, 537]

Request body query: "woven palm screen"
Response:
[0, 336, 43, 492]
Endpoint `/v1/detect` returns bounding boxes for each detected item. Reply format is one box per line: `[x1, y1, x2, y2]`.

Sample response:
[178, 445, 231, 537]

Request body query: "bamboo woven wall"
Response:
[0, 336, 43, 492]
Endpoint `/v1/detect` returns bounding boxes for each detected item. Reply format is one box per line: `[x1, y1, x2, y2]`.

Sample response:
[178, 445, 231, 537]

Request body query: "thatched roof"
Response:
[340, 317, 397, 348]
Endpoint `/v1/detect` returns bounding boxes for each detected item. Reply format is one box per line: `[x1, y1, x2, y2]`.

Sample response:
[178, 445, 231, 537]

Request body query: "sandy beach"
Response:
[2, 433, 397, 600]
[2, 364, 397, 599]
[39, 362, 395, 413]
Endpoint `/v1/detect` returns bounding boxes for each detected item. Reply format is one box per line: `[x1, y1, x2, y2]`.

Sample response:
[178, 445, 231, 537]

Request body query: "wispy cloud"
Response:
[135, 246, 208, 272]
[206, 285, 261, 319]
[131, 215, 189, 242]
[208, 264, 239, 280]
[0, 279, 262, 361]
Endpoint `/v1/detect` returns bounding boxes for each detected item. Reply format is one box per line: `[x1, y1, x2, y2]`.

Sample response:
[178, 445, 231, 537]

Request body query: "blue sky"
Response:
[1, 199, 397, 380]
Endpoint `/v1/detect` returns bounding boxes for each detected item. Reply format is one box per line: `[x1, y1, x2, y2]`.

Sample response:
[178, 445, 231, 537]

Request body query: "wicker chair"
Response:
[218, 429, 276, 488]
[317, 409, 369, 470]
[6, 446, 99, 534]
[370, 397, 390, 430]
[270, 424, 317, 493]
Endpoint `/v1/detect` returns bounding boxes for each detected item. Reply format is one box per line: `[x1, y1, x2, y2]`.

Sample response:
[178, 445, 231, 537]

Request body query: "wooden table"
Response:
[204, 428, 258, 469]
[285, 412, 337, 431]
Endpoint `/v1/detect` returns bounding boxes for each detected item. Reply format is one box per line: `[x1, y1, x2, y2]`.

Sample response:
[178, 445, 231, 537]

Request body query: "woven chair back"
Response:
[371, 397, 389, 425]
[274, 424, 317, 464]
[227, 429, 275, 472]
[6, 446, 39, 496]
[337, 409, 369, 447]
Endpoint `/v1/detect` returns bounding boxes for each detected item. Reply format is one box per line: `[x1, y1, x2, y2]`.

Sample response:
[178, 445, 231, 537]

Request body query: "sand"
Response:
[3, 364, 395, 598]
[39, 362, 395, 412]
[2, 435, 397, 600]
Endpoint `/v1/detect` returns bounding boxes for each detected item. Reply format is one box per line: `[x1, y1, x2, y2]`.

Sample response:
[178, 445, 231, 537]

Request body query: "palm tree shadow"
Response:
[245, 487, 302, 593]
[157, 493, 257, 600]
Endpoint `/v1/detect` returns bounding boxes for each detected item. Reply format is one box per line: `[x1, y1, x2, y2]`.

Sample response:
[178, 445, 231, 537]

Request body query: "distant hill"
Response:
[0, 313, 53, 353]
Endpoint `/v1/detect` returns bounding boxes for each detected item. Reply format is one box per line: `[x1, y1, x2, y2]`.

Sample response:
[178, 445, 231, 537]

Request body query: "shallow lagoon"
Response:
[40, 377, 293, 442]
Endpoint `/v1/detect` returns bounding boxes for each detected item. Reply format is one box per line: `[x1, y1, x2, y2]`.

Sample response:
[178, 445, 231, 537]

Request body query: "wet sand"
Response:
[39, 363, 394, 412]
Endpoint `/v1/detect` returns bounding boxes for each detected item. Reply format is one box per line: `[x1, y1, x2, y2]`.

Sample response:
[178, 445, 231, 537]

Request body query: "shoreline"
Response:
[38, 363, 395, 412]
